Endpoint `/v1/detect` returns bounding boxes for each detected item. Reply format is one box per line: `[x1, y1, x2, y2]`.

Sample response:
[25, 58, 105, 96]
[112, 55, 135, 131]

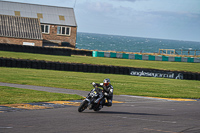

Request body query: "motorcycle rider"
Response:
[92, 78, 114, 107]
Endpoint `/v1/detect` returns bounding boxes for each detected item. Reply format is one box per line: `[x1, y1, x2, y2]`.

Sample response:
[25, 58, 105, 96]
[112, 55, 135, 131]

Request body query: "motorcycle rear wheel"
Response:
[78, 100, 88, 112]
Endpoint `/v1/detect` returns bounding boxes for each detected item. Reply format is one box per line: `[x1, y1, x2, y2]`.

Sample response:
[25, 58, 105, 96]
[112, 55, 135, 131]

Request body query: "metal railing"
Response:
[159, 49, 200, 56]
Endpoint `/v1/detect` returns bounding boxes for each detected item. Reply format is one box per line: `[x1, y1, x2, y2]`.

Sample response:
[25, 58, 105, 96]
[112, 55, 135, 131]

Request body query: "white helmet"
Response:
[103, 78, 110, 86]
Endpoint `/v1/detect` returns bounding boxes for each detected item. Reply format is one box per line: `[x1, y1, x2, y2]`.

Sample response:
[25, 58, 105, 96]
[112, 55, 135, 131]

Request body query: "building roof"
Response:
[0, 15, 43, 40]
[0, 1, 77, 27]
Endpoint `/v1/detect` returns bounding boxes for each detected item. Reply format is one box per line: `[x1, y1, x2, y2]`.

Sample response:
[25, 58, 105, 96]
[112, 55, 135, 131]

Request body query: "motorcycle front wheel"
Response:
[78, 100, 88, 112]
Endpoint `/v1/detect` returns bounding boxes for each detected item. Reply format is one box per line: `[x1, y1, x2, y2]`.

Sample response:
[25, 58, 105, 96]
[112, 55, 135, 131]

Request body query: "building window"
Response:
[14, 11, 21, 16]
[59, 15, 65, 21]
[57, 26, 70, 36]
[41, 24, 50, 34]
[37, 13, 43, 19]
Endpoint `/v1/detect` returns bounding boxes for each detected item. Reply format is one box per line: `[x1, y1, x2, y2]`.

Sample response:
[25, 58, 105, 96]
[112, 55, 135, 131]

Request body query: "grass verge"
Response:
[0, 67, 199, 99]
[0, 86, 83, 105]
[0, 50, 200, 73]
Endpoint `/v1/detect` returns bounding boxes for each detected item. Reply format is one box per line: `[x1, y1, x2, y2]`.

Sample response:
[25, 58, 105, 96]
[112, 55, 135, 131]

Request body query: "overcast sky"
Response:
[3, 0, 200, 42]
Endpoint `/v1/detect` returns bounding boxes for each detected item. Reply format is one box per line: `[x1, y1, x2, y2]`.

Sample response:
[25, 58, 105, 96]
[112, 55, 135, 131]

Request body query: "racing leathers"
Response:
[93, 82, 114, 106]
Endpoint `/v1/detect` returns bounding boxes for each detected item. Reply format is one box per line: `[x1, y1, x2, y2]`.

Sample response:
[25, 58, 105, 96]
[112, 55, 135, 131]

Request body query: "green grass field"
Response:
[0, 67, 199, 99]
[0, 50, 200, 105]
[1, 50, 200, 73]
[0, 86, 83, 105]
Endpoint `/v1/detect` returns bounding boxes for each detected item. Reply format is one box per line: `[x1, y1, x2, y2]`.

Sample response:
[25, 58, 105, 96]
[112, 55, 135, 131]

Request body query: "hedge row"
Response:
[0, 57, 129, 74]
[0, 43, 93, 56]
[0, 57, 200, 81]
[71, 49, 92, 56]
[0, 43, 71, 56]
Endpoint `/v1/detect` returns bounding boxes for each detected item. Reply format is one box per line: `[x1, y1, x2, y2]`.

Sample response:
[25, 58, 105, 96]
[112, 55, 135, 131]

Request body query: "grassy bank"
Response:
[1, 51, 200, 73]
[0, 67, 199, 99]
[0, 86, 83, 105]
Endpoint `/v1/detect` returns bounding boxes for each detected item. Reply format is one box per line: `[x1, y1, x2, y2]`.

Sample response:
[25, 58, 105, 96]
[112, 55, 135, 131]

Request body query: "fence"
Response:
[93, 51, 200, 63]
[159, 49, 200, 56]
[0, 57, 199, 81]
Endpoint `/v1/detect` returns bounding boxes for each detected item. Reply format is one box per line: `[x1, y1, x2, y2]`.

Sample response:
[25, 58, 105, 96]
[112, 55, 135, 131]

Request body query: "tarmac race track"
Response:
[0, 83, 200, 133]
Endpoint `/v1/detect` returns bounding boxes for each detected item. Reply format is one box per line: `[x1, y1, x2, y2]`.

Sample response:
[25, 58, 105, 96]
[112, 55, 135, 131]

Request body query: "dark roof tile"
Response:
[0, 15, 42, 40]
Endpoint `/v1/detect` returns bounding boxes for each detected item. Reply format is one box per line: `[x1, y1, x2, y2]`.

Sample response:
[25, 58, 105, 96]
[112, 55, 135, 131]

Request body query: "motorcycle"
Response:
[78, 84, 106, 112]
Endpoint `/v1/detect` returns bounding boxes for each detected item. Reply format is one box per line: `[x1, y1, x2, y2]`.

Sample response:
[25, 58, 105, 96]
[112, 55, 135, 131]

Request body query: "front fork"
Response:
[85, 97, 91, 105]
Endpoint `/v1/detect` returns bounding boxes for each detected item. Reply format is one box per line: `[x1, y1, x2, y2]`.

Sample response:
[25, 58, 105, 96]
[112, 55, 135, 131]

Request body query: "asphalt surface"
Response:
[0, 82, 200, 133]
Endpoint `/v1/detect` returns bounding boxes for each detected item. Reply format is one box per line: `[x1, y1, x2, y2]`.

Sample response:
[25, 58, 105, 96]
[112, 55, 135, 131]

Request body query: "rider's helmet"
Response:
[103, 78, 110, 86]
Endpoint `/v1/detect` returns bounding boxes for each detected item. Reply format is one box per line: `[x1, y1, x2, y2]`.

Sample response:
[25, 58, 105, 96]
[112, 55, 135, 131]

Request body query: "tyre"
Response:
[78, 100, 88, 112]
